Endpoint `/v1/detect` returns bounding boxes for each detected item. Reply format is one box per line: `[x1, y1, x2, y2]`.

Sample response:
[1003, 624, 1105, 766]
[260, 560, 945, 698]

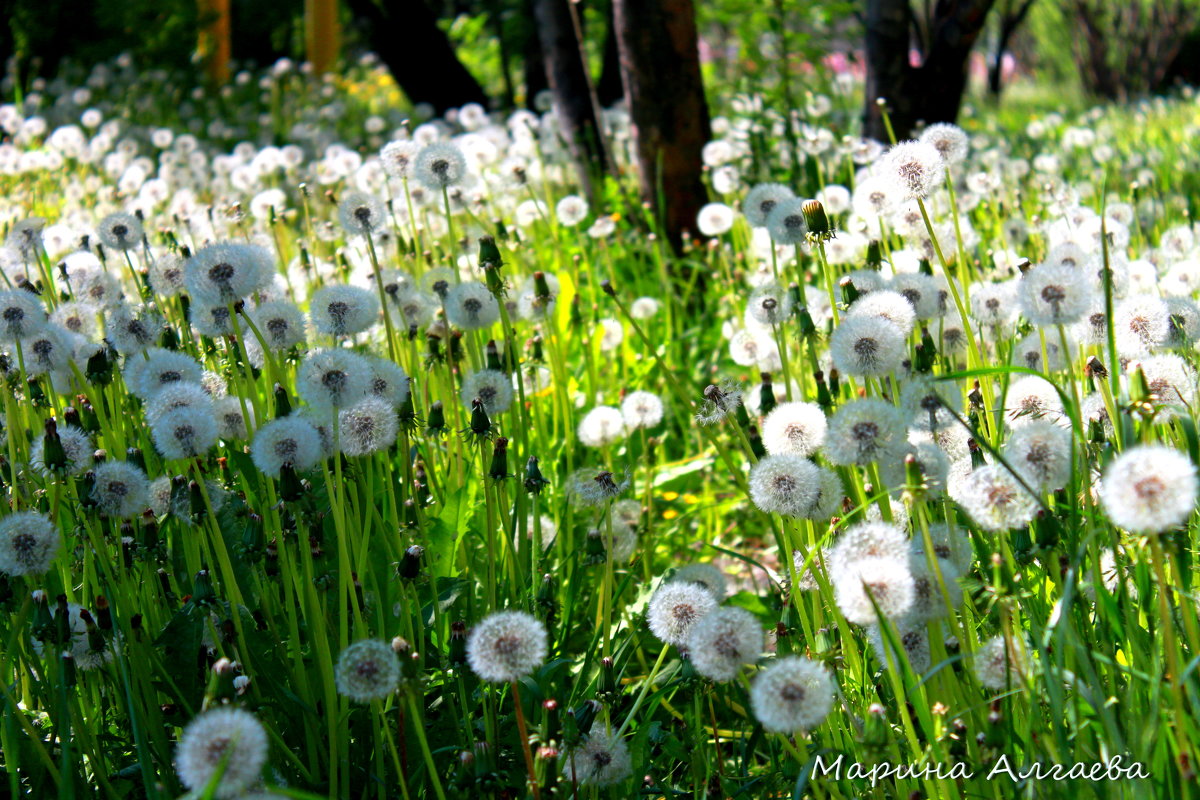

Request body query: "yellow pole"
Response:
[306, 0, 341, 74]
[198, 0, 231, 85]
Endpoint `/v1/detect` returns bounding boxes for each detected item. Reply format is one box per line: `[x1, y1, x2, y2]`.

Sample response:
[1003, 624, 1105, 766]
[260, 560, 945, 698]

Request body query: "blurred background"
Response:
[2, 0, 1199, 120]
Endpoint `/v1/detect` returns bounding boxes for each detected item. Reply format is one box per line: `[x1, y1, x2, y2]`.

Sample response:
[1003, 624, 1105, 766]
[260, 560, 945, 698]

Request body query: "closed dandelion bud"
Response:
[866, 240, 882, 268]
[425, 401, 447, 437]
[54, 594, 71, 646]
[397, 390, 418, 432]
[802, 199, 830, 237]
[463, 398, 494, 444]
[448, 330, 464, 364]
[840, 275, 860, 306]
[747, 426, 766, 459]
[814, 371, 832, 411]
[398, 545, 424, 581]
[31, 592, 53, 643]
[758, 373, 777, 416]
[734, 401, 752, 430]
[524, 456, 550, 494]
[487, 437, 510, 481]
[862, 702, 889, 748]
[479, 236, 504, 294]
[449, 620, 468, 666]
[537, 573, 557, 616]
[94, 596, 112, 631]
[41, 418, 67, 474]
[192, 570, 216, 606]
[60, 650, 77, 688]
[424, 332, 444, 367]
[967, 438, 986, 470]
[485, 340, 504, 372]
[827, 368, 841, 396]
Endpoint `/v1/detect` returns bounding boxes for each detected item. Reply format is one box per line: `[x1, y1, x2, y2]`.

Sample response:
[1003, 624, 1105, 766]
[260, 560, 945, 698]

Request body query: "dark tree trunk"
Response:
[987, 0, 1036, 99]
[863, 0, 996, 142]
[522, 0, 549, 108]
[613, 0, 711, 250]
[344, 0, 488, 114]
[531, 0, 609, 201]
[596, 0, 625, 107]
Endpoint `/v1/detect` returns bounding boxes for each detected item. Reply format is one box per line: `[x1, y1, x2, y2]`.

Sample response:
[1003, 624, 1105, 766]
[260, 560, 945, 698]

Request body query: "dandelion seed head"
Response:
[688, 606, 763, 681]
[89, 461, 149, 518]
[413, 142, 467, 189]
[761, 401, 827, 458]
[297, 349, 371, 412]
[335, 639, 401, 702]
[1099, 445, 1197, 533]
[565, 729, 632, 788]
[309, 284, 380, 337]
[750, 656, 834, 733]
[337, 192, 387, 236]
[250, 416, 323, 477]
[175, 707, 269, 798]
[952, 465, 1039, 531]
[975, 635, 1030, 690]
[460, 368, 513, 414]
[0, 511, 59, 576]
[96, 211, 142, 251]
[466, 610, 548, 683]
[743, 183, 795, 228]
[185, 242, 272, 305]
[338, 396, 398, 457]
[830, 313, 907, 377]
[646, 581, 718, 647]
[824, 399, 904, 466]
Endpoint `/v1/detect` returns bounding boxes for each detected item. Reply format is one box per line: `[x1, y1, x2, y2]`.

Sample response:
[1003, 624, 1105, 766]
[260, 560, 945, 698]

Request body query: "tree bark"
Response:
[531, 0, 608, 200]
[596, 0, 625, 107]
[987, 0, 1036, 99]
[344, 0, 488, 114]
[613, 0, 711, 250]
[863, 0, 996, 142]
[521, 0, 549, 108]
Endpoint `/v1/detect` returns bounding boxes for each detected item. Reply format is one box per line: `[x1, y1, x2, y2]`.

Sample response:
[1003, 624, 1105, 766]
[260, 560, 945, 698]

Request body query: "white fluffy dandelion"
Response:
[578, 406, 626, 448]
[466, 610, 548, 683]
[880, 140, 945, 200]
[952, 465, 1039, 531]
[89, 461, 149, 518]
[687, 606, 763, 682]
[460, 368, 514, 414]
[750, 656, 834, 733]
[250, 416, 323, 477]
[1099, 445, 1197, 533]
[0, 511, 59, 576]
[830, 313, 907, 377]
[646, 581, 718, 647]
[309, 284, 380, 337]
[175, 707, 269, 799]
[761, 401, 826, 457]
[824, 399, 904, 465]
[335, 639, 401, 703]
[565, 728, 632, 788]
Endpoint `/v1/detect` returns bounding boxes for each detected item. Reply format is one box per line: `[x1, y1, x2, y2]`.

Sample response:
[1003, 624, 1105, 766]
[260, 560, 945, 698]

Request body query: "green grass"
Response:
[1, 56, 1200, 800]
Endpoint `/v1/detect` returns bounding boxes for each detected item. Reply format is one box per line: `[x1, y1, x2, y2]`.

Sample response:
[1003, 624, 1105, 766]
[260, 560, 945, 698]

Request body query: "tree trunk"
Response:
[532, 0, 608, 200]
[613, 0, 711, 250]
[596, 0, 625, 107]
[987, 0, 1036, 99]
[344, 0, 488, 114]
[305, 0, 340, 74]
[863, 0, 996, 142]
[521, 0, 549, 108]
[863, 0, 913, 142]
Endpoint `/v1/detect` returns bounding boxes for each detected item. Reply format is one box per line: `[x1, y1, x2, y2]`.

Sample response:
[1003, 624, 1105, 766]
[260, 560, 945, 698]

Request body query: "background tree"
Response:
[531, 0, 609, 200]
[343, 0, 488, 113]
[987, 0, 1036, 99]
[863, 0, 997, 142]
[1060, 0, 1199, 100]
[613, 0, 711, 249]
